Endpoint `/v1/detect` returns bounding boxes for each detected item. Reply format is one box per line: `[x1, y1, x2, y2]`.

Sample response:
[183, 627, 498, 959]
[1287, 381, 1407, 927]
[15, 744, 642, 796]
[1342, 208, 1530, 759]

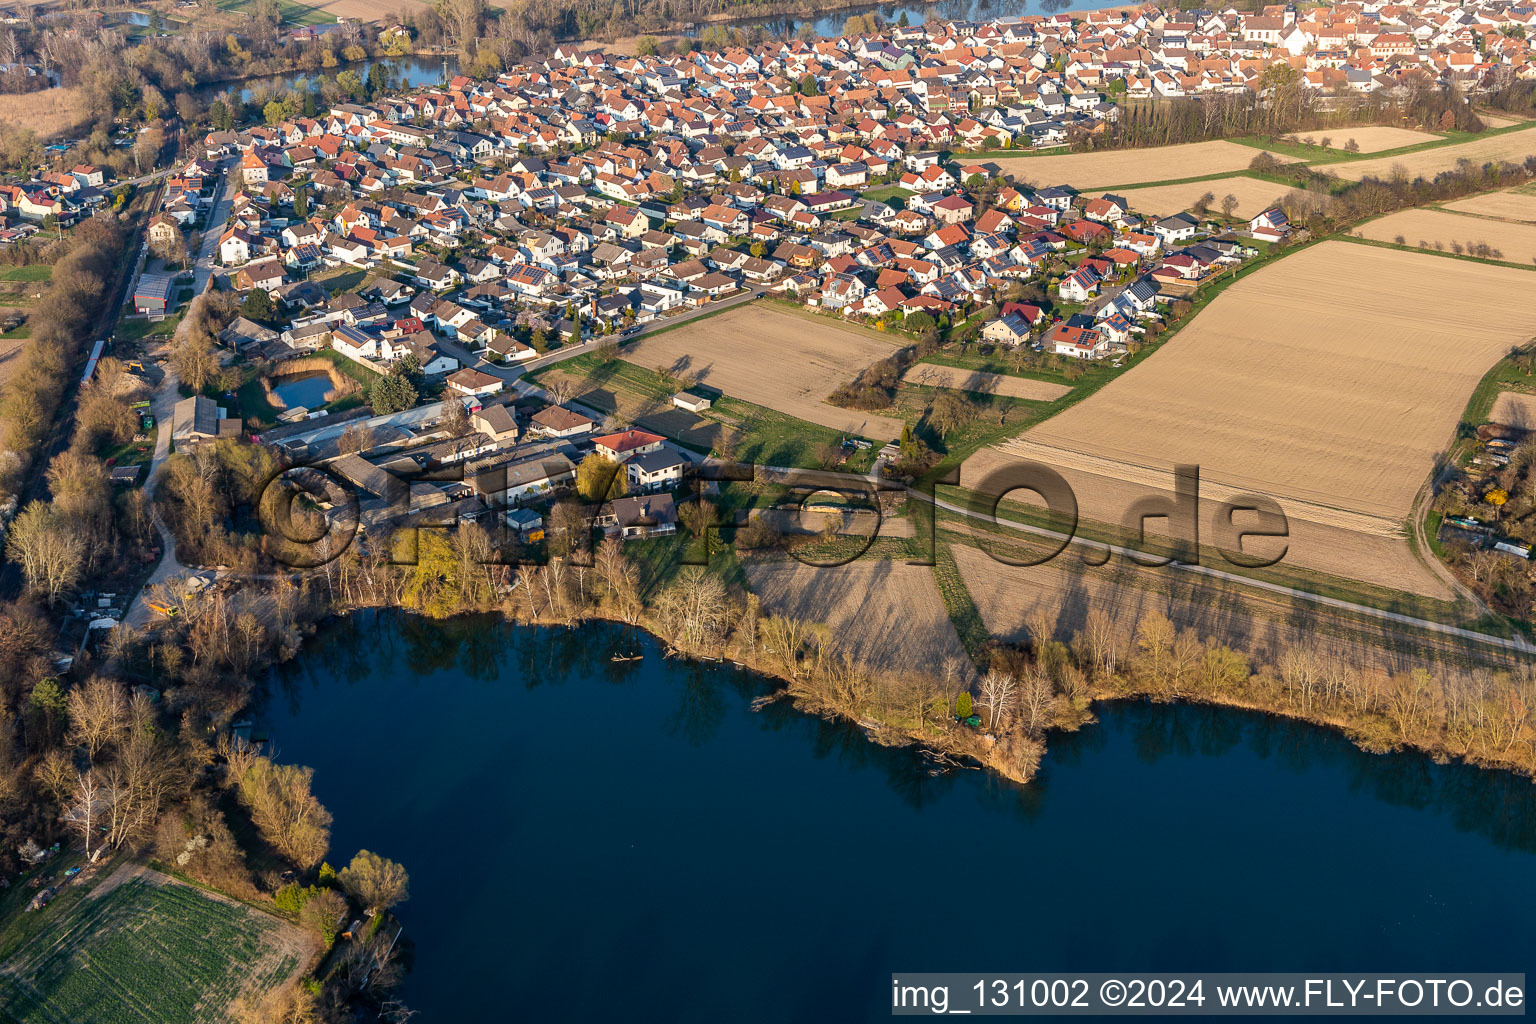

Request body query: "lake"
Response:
[198, 56, 459, 105]
[262, 613, 1536, 1022]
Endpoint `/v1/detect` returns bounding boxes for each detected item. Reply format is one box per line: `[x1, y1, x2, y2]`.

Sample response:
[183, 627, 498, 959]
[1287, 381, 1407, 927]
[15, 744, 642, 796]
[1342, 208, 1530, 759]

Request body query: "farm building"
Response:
[172, 395, 240, 444]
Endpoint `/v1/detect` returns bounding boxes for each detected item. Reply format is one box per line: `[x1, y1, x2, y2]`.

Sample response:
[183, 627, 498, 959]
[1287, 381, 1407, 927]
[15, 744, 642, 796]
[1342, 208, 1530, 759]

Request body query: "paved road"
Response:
[123, 163, 235, 628]
[189, 160, 236, 295]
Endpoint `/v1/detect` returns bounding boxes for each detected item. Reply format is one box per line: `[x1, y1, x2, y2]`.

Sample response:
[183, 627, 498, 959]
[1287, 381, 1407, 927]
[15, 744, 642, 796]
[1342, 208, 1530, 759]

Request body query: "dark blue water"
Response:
[262, 613, 1536, 1021]
[271, 372, 332, 411]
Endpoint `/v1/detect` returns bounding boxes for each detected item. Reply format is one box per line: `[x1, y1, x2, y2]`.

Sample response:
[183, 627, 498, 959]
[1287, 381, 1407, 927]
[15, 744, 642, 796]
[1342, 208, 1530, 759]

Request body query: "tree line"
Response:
[1082, 77, 1484, 154]
[0, 215, 124, 496]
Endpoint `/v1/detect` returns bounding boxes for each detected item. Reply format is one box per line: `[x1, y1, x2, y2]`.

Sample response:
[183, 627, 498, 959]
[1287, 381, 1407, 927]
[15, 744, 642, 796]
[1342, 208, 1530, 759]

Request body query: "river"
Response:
[258, 612, 1536, 1021]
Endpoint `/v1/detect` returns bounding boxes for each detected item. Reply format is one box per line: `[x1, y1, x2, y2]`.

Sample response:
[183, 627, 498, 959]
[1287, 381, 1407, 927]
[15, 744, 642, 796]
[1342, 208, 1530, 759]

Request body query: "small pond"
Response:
[271, 372, 334, 411]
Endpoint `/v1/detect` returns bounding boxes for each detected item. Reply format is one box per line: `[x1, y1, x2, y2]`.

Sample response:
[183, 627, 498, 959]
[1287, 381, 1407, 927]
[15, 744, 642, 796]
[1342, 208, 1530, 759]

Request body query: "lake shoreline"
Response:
[268, 589, 1536, 790]
[261, 615, 1536, 1020]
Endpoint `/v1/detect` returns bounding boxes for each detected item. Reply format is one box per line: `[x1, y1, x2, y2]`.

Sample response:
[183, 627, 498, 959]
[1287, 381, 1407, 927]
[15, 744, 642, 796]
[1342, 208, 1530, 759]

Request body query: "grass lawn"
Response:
[0, 325, 30, 340]
[116, 311, 182, 346]
[311, 347, 382, 387]
[99, 434, 155, 470]
[716, 395, 875, 472]
[895, 385, 1047, 478]
[313, 265, 368, 294]
[0, 866, 308, 1024]
[0, 265, 52, 283]
[861, 183, 914, 203]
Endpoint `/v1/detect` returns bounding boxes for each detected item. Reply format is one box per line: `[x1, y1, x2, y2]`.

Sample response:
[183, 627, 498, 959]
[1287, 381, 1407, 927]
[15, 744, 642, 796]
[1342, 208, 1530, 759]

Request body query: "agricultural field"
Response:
[965, 242, 1536, 597]
[1295, 125, 1439, 152]
[948, 541, 1479, 672]
[902, 363, 1071, 401]
[1355, 207, 1536, 261]
[1329, 125, 1536, 181]
[1490, 391, 1536, 430]
[743, 557, 975, 682]
[961, 444, 1454, 598]
[0, 865, 316, 1024]
[1440, 187, 1536, 223]
[1474, 113, 1528, 130]
[989, 140, 1300, 189]
[617, 304, 906, 440]
[1116, 175, 1321, 219]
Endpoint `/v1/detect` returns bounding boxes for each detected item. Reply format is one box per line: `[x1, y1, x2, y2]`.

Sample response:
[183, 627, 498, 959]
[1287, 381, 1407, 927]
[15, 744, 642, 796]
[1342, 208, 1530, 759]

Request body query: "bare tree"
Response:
[543, 377, 575, 407]
[6, 501, 85, 604]
[338, 422, 376, 455]
[66, 676, 128, 761]
[33, 748, 74, 807]
[1080, 608, 1117, 678]
[594, 536, 641, 623]
[653, 568, 732, 654]
[1019, 668, 1056, 735]
[69, 768, 105, 861]
[977, 670, 1018, 729]
[441, 396, 470, 437]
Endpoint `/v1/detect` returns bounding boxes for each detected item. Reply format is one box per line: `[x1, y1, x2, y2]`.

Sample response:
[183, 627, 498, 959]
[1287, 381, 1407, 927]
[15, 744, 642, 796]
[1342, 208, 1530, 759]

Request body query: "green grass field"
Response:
[0, 870, 308, 1024]
[0, 266, 52, 283]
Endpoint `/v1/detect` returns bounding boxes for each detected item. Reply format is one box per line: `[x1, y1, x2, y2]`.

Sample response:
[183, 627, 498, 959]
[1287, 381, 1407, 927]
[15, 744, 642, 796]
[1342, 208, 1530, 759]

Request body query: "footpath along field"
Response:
[964, 242, 1536, 597]
[0, 864, 316, 1024]
[617, 303, 906, 440]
